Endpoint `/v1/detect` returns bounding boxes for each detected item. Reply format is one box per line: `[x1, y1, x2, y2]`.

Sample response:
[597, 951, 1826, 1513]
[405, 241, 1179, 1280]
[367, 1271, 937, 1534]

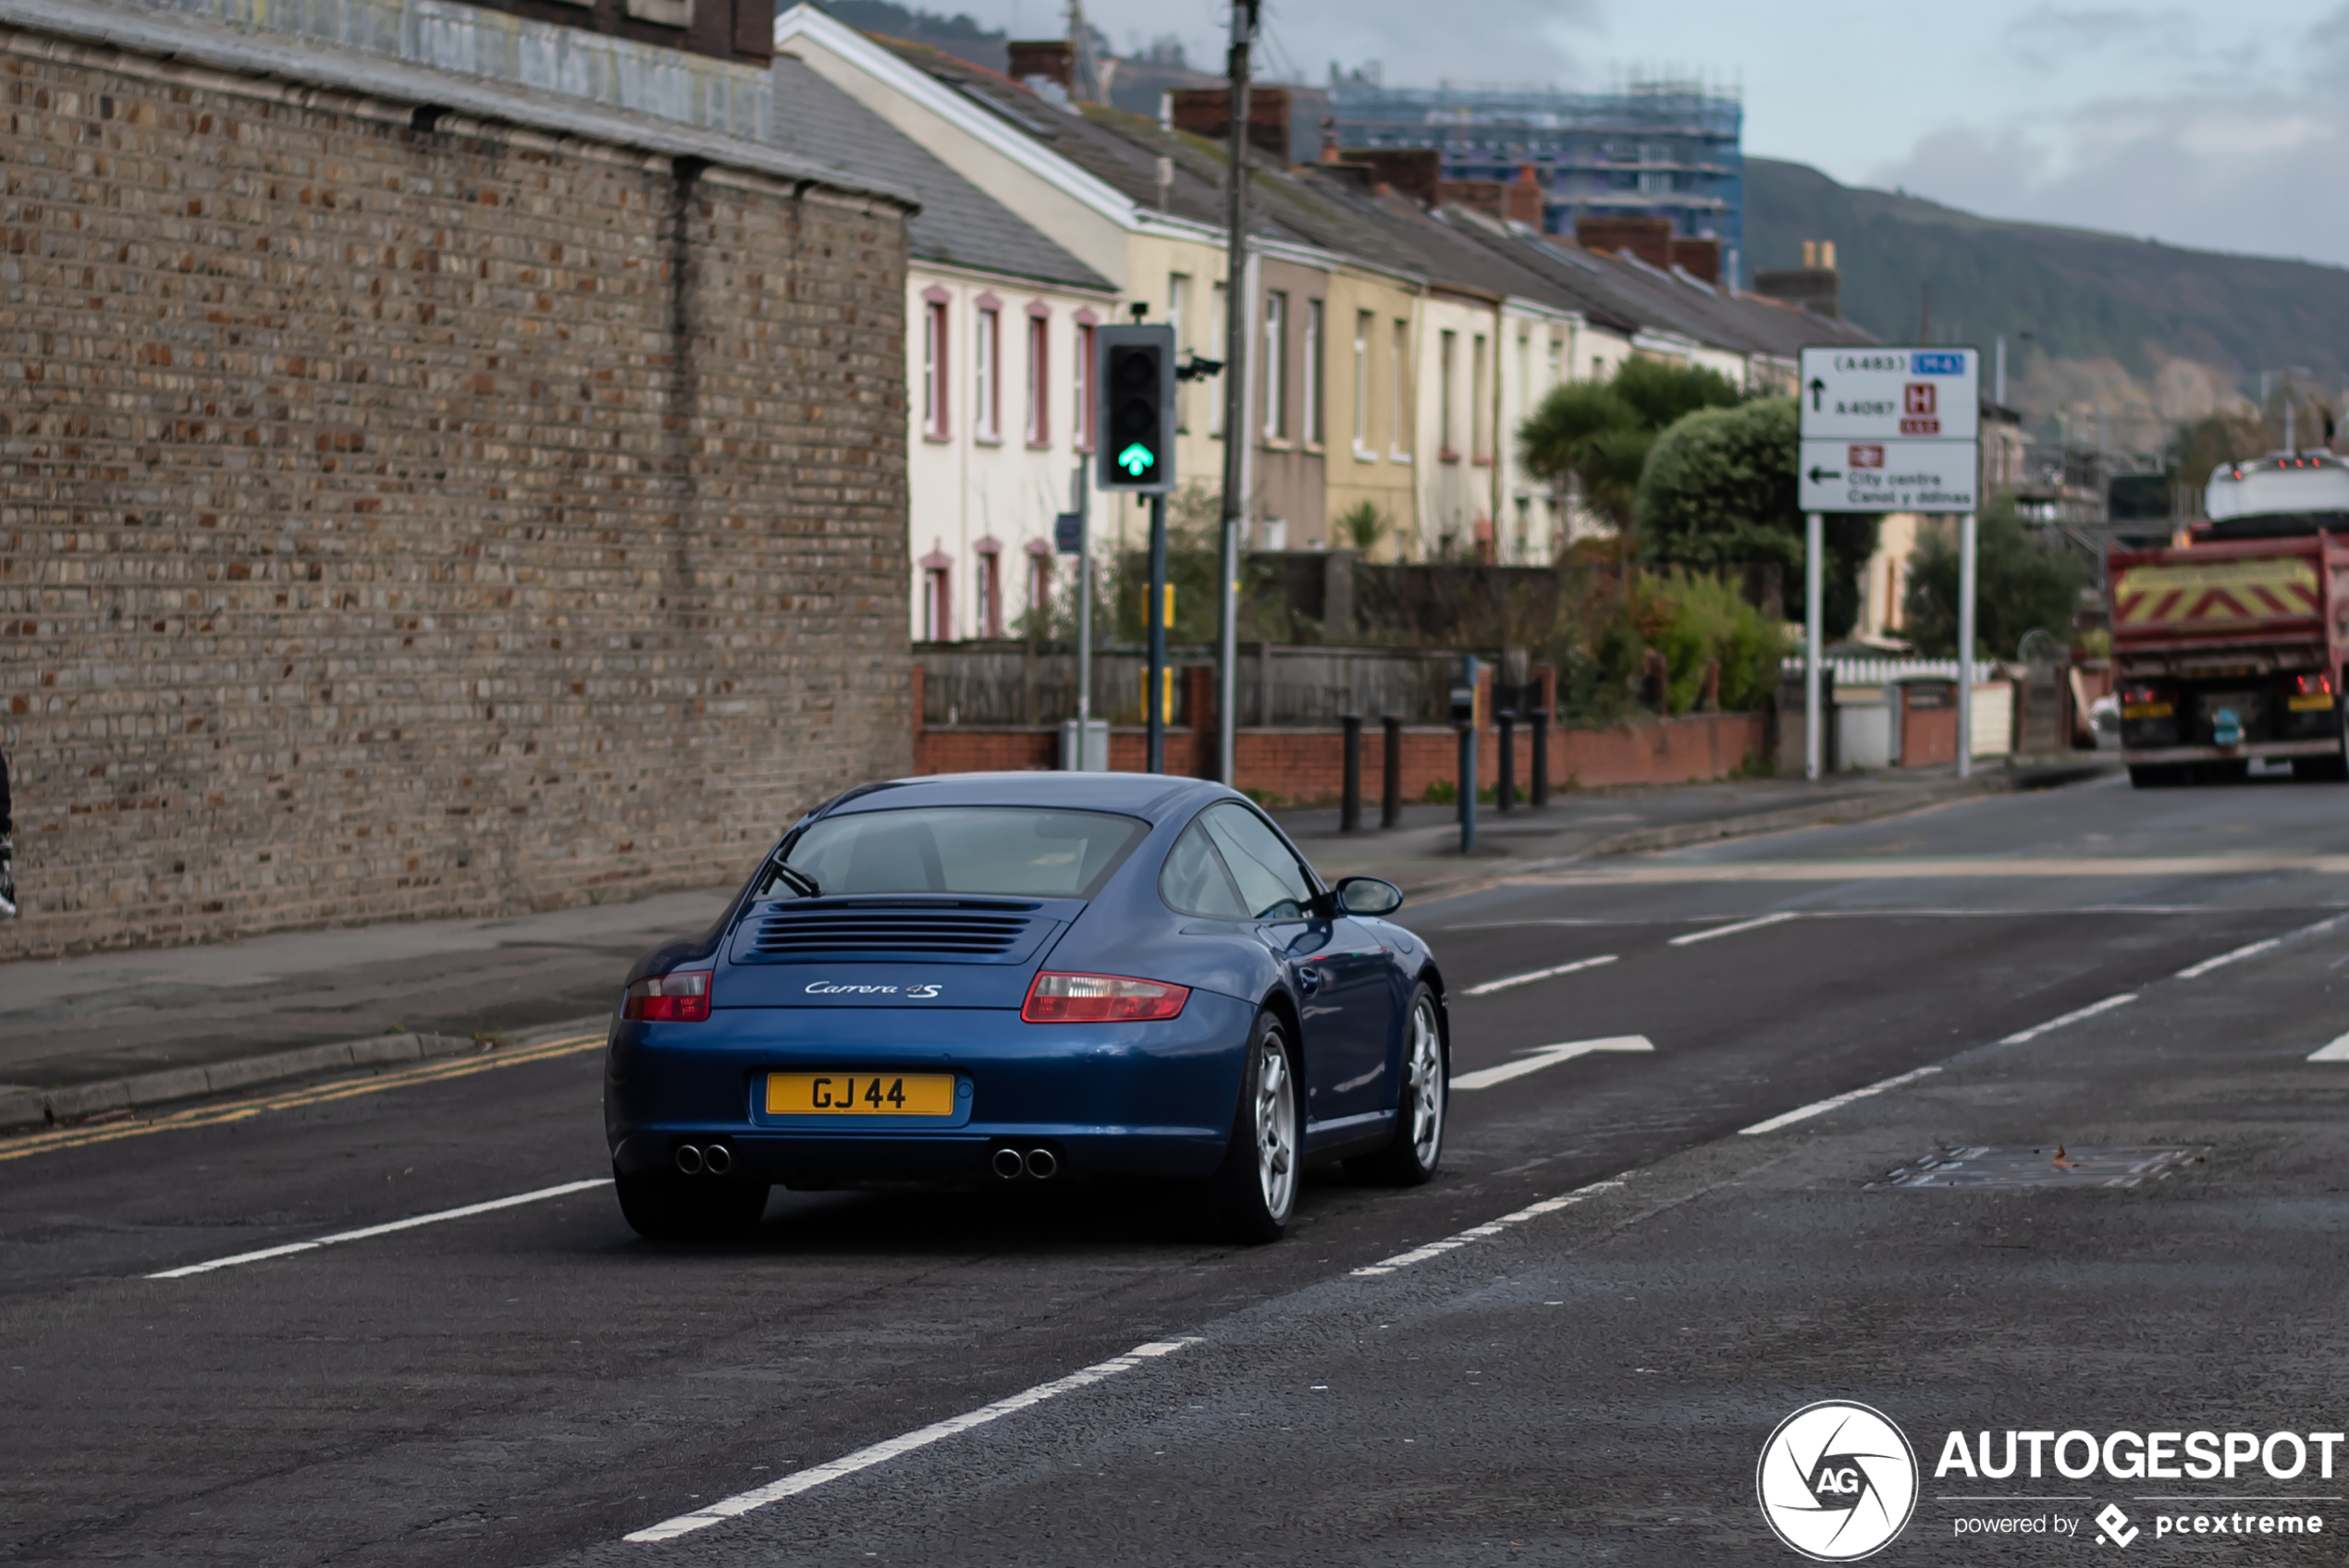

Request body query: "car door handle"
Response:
[1297, 965, 1323, 994]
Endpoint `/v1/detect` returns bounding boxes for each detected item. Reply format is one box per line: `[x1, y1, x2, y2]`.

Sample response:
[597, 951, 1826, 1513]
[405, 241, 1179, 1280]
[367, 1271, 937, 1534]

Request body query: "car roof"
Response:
[822, 772, 1240, 825]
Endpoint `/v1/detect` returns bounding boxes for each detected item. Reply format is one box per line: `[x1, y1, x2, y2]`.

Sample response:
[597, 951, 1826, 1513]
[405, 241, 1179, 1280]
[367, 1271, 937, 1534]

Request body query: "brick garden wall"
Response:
[0, 29, 912, 958]
[916, 712, 1770, 801]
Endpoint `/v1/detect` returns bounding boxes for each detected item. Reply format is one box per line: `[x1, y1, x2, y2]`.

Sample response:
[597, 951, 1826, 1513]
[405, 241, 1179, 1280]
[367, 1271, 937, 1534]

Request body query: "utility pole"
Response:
[1215, 0, 1259, 788]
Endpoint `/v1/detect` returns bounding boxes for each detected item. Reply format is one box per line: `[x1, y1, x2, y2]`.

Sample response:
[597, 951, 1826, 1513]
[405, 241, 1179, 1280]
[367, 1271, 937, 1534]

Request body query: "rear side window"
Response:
[1159, 817, 1249, 919]
[1198, 803, 1316, 920]
[760, 807, 1148, 900]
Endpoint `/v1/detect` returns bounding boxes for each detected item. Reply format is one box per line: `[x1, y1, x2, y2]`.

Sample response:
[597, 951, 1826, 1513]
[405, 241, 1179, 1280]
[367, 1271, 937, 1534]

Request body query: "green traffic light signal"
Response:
[1117, 443, 1154, 477]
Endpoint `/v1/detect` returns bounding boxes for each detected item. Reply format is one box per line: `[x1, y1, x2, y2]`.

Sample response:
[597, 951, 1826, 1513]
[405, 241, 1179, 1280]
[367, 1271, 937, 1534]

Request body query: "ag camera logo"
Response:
[1757, 1401, 1919, 1561]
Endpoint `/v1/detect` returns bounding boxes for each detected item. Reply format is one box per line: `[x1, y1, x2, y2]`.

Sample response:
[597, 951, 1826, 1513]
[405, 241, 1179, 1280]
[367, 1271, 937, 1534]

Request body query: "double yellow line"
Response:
[0, 1031, 608, 1164]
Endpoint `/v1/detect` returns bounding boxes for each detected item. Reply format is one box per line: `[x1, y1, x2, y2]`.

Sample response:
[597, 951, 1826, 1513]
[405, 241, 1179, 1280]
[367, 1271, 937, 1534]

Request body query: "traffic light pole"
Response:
[1073, 461, 1092, 745]
[1215, 0, 1259, 790]
[1146, 492, 1169, 774]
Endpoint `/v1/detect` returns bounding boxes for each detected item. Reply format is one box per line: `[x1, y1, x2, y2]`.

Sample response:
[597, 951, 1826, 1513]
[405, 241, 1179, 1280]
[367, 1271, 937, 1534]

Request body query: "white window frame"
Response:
[1262, 290, 1288, 441]
[975, 307, 1001, 442]
[1026, 312, 1049, 447]
[1303, 299, 1323, 447]
[922, 300, 949, 437]
[1352, 311, 1372, 459]
[1389, 318, 1412, 463]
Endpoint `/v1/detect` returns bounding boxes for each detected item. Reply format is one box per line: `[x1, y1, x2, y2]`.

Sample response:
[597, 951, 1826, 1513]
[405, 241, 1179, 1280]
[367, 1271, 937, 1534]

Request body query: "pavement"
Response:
[7, 765, 2349, 1564]
[0, 756, 2111, 1124]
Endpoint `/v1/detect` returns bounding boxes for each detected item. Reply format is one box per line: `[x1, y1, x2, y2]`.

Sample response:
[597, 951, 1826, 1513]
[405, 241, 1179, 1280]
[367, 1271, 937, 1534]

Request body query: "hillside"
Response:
[1745, 158, 2349, 401]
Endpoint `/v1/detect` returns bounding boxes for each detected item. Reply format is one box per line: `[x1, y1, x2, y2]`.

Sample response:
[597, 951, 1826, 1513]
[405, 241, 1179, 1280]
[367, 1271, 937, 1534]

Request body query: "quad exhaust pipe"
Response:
[673, 1142, 733, 1177]
[990, 1145, 1062, 1182]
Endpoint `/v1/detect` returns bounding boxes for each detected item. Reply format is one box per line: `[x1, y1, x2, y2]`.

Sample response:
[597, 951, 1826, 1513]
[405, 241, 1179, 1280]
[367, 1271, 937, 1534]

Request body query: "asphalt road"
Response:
[7, 771, 2349, 1565]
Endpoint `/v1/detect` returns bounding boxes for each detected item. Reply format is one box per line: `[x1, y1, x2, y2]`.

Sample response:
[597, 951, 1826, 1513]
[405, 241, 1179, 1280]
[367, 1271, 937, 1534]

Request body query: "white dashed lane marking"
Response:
[1350, 1177, 1629, 1277]
[1668, 912, 1800, 946]
[1451, 1035, 1654, 1091]
[148, 1179, 611, 1280]
[624, 1338, 1200, 1543]
[1458, 954, 1617, 998]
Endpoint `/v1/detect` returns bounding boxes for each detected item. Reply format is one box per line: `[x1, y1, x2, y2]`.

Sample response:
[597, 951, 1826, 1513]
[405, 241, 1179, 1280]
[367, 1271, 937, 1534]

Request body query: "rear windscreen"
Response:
[757, 808, 1150, 900]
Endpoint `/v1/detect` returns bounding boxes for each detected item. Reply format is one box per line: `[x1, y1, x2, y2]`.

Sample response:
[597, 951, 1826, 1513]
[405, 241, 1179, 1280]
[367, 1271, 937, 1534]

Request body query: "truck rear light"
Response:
[1022, 972, 1190, 1023]
[2121, 681, 2174, 719]
[624, 970, 711, 1023]
[2293, 672, 2334, 696]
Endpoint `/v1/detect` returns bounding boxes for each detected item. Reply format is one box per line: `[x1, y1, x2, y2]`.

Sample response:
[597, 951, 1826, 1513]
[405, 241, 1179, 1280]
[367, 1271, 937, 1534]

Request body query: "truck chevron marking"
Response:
[2112, 557, 2319, 627]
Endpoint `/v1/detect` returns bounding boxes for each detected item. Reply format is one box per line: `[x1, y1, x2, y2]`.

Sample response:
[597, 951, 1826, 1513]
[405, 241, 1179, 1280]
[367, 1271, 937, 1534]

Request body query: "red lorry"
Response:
[2109, 453, 2349, 787]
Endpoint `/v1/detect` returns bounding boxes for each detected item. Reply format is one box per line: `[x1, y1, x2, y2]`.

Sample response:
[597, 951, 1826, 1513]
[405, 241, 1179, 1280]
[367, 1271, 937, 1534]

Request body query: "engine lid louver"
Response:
[731, 900, 1054, 964]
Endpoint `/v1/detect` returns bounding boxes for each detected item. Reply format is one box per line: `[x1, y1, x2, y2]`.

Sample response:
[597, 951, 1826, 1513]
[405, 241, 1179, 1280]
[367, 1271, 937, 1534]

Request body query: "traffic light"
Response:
[1095, 324, 1175, 494]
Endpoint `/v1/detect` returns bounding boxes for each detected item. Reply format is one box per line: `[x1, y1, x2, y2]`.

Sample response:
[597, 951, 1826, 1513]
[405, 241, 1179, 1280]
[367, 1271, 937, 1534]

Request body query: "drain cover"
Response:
[1871, 1145, 2208, 1189]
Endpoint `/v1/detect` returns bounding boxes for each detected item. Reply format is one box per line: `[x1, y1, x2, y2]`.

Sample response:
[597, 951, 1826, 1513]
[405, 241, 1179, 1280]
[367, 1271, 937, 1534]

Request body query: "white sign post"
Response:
[1796, 347, 1983, 780]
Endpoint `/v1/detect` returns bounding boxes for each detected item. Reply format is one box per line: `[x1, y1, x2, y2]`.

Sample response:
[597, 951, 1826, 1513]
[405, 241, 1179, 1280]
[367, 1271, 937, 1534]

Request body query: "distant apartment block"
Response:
[1328, 73, 1744, 288]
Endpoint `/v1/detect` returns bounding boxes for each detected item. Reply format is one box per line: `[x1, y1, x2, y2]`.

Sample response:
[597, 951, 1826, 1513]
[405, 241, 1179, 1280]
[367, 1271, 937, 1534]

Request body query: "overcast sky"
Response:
[976, 1, 2349, 269]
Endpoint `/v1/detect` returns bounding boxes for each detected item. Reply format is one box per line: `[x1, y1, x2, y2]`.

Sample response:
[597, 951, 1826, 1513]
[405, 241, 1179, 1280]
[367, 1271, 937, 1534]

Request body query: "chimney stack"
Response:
[1169, 86, 1292, 162]
[1006, 39, 1075, 92]
[1506, 163, 1544, 227]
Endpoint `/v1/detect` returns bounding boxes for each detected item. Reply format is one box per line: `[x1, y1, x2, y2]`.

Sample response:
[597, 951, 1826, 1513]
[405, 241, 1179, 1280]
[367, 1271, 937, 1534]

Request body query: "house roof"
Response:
[769, 55, 1112, 293]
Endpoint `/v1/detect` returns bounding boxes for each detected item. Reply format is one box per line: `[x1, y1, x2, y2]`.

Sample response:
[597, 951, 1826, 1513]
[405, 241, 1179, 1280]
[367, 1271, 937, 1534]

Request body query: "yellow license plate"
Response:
[2290, 694, 2334, 712]
[765, 1072, 957, 1117]
[2122, 702, 2173, 719]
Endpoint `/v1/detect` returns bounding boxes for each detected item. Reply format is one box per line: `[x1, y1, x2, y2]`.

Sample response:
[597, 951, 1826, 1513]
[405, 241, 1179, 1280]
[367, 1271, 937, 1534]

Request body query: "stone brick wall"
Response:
[0, 28, 912, 959]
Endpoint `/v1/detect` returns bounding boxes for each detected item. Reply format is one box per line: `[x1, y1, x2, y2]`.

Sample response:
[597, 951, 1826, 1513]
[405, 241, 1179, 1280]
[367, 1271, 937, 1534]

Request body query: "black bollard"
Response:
[1496, 713, 1516, 814]
[1340, 714, 1363, 833]
[1381, 716, 1402, 829]
[1530, 706, 1550, 807]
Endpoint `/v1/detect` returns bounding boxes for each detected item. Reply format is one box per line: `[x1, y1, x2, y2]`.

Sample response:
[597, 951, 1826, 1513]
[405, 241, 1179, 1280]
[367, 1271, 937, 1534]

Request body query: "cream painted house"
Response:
[769, 55, 1119, 644]
[774, 6, 1237, 577]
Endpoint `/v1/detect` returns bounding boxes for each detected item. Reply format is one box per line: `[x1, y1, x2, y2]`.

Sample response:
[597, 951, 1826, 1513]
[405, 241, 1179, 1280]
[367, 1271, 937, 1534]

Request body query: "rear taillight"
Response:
[624, 970, 711, 1023]
[2294, 672, 2335, 697]
[1022, 972, 1190, 1023]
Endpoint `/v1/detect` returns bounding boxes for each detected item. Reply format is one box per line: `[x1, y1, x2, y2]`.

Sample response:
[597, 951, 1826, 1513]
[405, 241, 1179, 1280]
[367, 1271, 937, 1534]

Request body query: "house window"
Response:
[1438, 330, 1457, 459]
[923, 564, 951, 641]
[1389, 319, 1411, 460]
[1303, 299, 1323, 447]
[1168, 274, 1190, 434]
[1209, 281, 1226, 436]
[1073, 321, 1097, 449]
[975, 306, 1001, 441]
[1471, 334, 1490, 461]
[1352, 311, 1372, 456]
[976, 544, 1003, 639]
[1547, 336, 1562, 391]
[1515, 331, 1530, 425]
[1261, 290, 1288, 441]
[922, 300, 949, 436]
[1026, 312, 1050, 447]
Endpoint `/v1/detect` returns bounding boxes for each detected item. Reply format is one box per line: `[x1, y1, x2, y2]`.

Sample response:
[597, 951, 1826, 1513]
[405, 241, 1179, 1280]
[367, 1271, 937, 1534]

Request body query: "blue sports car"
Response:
[603, 772, 1450, 1243]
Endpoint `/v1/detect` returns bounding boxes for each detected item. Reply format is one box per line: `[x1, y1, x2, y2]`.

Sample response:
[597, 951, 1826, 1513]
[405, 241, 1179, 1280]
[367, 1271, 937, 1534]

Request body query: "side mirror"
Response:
[1333, 876, 1405, 917]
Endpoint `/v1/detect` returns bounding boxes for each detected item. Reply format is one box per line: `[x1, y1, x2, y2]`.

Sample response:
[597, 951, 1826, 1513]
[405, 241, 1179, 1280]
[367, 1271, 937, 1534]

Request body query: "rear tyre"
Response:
[615, 1165, 769, 1241]
[1347, 983, 1447, 1186]
[1204, 1012, 1299, 1244]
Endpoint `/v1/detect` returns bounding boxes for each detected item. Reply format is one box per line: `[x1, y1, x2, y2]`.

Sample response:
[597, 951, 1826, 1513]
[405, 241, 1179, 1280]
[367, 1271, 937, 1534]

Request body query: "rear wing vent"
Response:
[732, 900, 1056, 963]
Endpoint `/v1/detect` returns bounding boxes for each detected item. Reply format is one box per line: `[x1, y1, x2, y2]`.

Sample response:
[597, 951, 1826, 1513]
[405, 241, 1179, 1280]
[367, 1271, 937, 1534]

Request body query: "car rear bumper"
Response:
[602, 990, 1256, 1183]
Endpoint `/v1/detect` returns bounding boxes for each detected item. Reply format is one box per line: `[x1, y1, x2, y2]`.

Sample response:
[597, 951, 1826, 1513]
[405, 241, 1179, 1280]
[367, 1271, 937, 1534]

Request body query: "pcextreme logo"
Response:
[1757, 1401, 1920, 1561]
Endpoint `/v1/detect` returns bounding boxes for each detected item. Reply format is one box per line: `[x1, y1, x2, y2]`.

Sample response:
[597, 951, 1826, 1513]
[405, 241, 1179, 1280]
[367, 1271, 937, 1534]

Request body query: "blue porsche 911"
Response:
[603, 772, 1449, 1243]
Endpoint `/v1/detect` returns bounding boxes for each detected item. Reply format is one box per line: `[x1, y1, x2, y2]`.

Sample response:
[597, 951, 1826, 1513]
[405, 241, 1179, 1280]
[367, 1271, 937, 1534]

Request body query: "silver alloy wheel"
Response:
[1404, 994, 1445, 1168]
[1255, 1035, 1298, 1221]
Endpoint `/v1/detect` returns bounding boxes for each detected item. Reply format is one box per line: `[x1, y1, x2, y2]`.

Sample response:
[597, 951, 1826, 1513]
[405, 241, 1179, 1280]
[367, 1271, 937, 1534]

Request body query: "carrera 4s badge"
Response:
[803, 982, 944, 998]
